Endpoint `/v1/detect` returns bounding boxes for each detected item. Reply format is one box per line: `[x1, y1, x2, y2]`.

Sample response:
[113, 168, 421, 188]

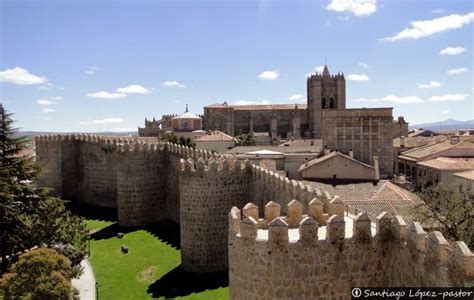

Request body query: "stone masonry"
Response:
[35, 134, 335, 273]
[229, 201, 474, 300]
[35, 134, 474, 297]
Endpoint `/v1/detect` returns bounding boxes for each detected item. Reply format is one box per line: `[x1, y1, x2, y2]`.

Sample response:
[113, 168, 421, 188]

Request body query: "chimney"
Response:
[450, 136, 460, 145]
[373, 156, 380, 181]
[324, 146, 331, 155]
[400, 136, 405, 148]
[349, 149, 353, 158]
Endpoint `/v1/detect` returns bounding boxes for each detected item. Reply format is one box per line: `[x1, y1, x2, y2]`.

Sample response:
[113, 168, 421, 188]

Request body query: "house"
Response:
[298, 151, 379, 183]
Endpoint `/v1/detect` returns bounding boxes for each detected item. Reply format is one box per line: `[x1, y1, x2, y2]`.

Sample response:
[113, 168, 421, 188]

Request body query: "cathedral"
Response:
[139, 65, 408, 176]
[203, 65, 346, 139]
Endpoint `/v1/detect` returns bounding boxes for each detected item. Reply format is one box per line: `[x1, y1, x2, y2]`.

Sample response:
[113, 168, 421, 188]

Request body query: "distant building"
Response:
[138, 105, 204, 140]
[195, 130, 235, 153]
[397, 136, 474, 189]
[298, 151, 379, 183]
[417, 157, 474, 189]
[204, 65, 406, 177]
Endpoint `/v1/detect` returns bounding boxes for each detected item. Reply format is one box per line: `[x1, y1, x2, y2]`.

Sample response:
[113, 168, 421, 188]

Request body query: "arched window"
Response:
[329, 98, 335, 109]
[321, 98, 327, 109]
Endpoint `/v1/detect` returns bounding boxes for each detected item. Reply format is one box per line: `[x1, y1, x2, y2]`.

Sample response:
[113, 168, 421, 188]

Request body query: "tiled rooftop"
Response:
[418, 157, 474, 171]
[304, 180, 421, 222]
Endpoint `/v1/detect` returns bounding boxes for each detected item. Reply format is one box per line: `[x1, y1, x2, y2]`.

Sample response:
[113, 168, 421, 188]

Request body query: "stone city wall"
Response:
[229, 202, 473, 300]
[179, 158, 337, 273]
[35, 135, 338, 274]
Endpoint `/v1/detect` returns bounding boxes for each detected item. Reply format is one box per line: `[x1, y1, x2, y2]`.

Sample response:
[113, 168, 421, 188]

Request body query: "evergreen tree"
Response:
[0, 104, 86, 272]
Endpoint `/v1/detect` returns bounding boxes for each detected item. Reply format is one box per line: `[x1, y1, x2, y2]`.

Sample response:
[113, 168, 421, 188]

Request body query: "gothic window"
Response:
[322, 98, 327, 109]
[234, 114, 250, 134]
[329, 98, 335, 109]
[211, 116, 225, 131]
[253, 114, 270, 133]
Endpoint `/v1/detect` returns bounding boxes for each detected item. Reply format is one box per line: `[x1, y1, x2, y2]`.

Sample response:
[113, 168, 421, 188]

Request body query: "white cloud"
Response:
[84, 66, 99, 75]
[440, 46, 466, 55]
[347, 74, 370, 81]
[315, 65, 325, 73]
[352, 98, 380, 103]
[382, 95, 423, 104]
[258, 70, 279, 80]
[432, 8, 446, 14]
[110, 128, 137, 132]
[233, 100, 270, 105]
[116, 84, 150, 94]
[80, 118, 125, 125]
[161, 80, 186, 88]
[38, 83, 54, 90]
[379, 12, 474, 42]
[338, 16, 350, 21]
[326, 0, 377, 17]
[87, 91, 126, 99]
[37, 99, 56, 105]
[43, 117, 52, 121]
[0, 67, 47, 85]
[441, 110, 449, 114]
[289, 94, 303, 101]
[428, 94, 470, 102]
[358, 62, 369, 68]
[418, 81, 443, 89]
[353, 95, 423, 104]
[447, 67, 468, 75]
[42, 108, 56, 113]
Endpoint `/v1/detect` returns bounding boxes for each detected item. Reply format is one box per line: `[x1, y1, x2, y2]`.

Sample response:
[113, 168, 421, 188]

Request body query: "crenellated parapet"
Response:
[165, 142, 231, 161]
[229, 202, 474, 299]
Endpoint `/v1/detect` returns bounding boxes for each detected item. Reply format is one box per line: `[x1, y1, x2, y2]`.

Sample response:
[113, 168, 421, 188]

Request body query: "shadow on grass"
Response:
[143, 220, 181, 250]
[89, 219, 181, 250]
[69, 203, 118, 222]
[147, 266, 228, 298]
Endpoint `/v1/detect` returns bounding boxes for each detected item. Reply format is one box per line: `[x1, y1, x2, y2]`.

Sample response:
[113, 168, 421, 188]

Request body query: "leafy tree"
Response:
[163, 132, 195, 148]
[0, 248, 78, 300]
[0, 104, 86, 271]
[236, 131, 256, 146]
[415, 183, 473, 248]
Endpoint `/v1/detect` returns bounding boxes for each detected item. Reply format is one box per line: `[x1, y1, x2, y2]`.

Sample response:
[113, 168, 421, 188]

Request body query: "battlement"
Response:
[307, 73, 345, 80]
[162, 114, 178, 119]
[35, 134, 164, 153]
[165, 142, 225, 161]
[230, 202, 473, 260]
[229, 202, 474, 297]
[179, 157, 250, 175]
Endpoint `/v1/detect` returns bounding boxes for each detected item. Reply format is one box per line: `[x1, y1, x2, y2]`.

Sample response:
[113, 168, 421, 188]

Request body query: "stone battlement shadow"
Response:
[147, 266, 228, 298]
[89, 219, 181, 251]
[69, 203, 118, 223]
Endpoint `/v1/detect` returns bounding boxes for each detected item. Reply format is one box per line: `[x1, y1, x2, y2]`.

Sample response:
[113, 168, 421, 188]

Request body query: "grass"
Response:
[85, 218, 228, 300]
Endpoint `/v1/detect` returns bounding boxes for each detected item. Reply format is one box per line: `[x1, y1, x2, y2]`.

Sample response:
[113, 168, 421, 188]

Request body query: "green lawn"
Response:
[86, 218, 228, 300]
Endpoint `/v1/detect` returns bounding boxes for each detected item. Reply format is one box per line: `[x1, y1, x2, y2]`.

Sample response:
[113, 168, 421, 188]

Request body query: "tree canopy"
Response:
[0, 248, 78, 300]
[415, 183, 473, 248]
[0, 104, 86, 272]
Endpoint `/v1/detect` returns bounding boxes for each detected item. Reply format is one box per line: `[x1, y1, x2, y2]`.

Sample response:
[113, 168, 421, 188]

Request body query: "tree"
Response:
[236, 131, 256, 146]
[415, 183, 473, 248]
[0, 248, 78, 300]
[163, 132, 195, 148]
[0, 104, 86, 271]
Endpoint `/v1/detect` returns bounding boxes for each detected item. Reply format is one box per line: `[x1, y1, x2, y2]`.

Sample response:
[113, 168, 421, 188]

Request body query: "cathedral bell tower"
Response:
[307, 65, 346, 138]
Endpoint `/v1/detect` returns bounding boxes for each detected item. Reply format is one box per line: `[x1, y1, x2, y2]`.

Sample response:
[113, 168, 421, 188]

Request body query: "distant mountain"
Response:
[409, 119, 474, 132]
[18, 131, 138, 138]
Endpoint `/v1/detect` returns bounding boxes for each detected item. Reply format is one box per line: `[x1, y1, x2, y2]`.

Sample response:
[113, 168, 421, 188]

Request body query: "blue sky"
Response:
[1, 0, 473, 132]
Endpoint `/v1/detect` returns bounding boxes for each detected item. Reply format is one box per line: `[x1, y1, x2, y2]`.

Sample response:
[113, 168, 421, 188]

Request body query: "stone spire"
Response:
[323, 65, 330, 78]
[185, 104, 189, 113]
